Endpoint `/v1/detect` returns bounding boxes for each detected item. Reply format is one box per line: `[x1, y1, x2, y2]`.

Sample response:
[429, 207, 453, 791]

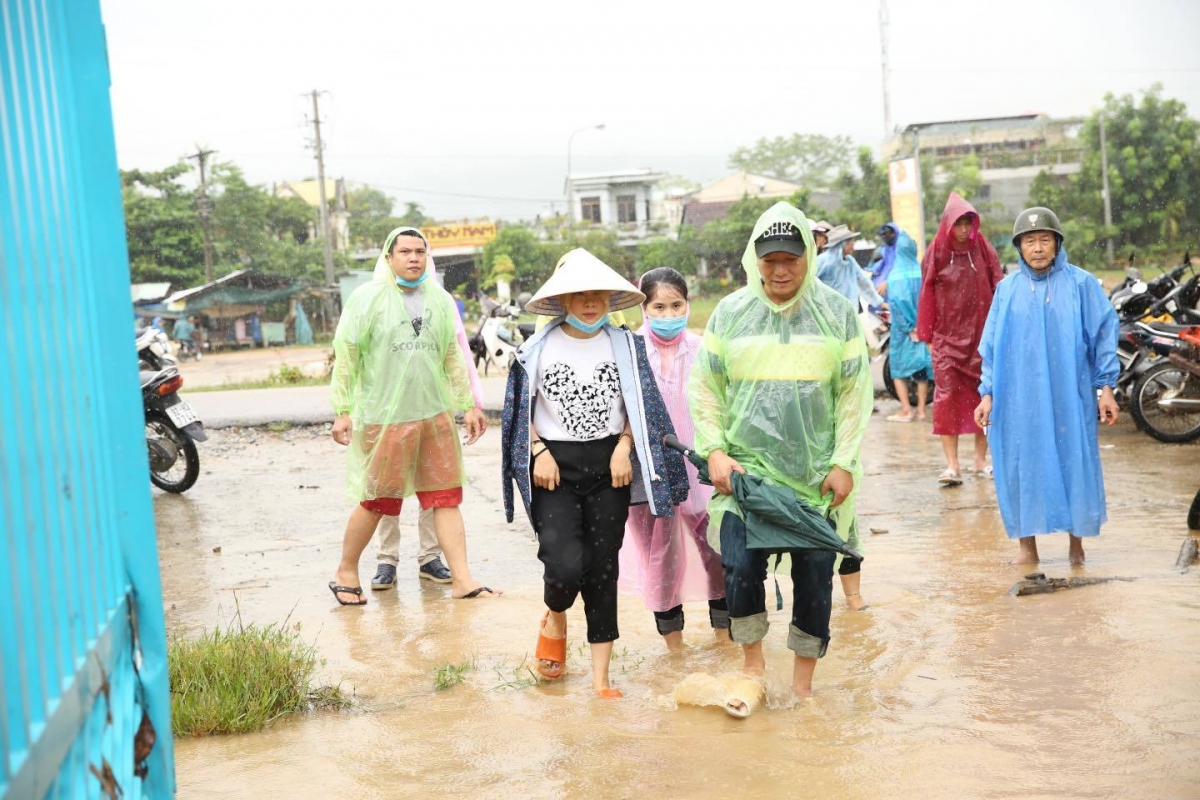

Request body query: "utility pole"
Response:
[186, 145, 217, 283]
[879, 0, 892, 135]
[309, 90, 335, 288]
[1099, 113, 1115, 265]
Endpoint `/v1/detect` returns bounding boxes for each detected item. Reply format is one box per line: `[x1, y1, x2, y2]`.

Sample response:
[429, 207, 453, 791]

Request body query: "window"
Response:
[616, 194, 637, 224]
[581, 196, 601, 224]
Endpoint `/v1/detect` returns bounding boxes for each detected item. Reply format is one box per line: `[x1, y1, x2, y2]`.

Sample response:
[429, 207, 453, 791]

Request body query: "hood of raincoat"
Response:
[933, 192, 981, 250]
[895, 231, 919, 270]
[376, 226, 433, 284]
[741, 201, 818, 313]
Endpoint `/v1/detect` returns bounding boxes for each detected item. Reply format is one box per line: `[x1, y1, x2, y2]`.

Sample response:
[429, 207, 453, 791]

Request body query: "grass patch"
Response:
[168, 615, 350, 736]
[266, 421, 293, 433]
[187, 363, 329, 393]
[433, 658, 475, 691]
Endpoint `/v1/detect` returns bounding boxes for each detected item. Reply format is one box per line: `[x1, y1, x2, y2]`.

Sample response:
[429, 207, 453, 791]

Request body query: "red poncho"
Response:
[917, 193, 1004, 436]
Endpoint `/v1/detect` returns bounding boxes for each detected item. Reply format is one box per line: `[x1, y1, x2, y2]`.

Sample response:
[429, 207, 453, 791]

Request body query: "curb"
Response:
[203, 406, 505, 431]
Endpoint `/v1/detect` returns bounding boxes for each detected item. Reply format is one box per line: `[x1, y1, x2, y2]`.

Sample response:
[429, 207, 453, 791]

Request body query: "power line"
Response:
[345, 179, 557, 204]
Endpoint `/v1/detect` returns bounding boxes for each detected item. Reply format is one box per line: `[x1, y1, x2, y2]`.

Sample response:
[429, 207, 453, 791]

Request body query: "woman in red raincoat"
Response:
[917, 193, 1004, 486]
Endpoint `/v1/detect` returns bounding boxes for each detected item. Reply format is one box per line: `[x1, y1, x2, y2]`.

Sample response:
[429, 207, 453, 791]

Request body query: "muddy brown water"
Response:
[158, 409, 1200, 799]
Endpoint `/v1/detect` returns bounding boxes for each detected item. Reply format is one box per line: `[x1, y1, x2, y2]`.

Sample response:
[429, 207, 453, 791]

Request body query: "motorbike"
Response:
[177, 337, 203, 361]
[469, 298, 524, 376]
[1128, 325, 1200, 443]
[137, 328, 177, 371]
[142, 365, 206, 492]
[867, 309, 935, 403]
[1115, 253, 1194, 323]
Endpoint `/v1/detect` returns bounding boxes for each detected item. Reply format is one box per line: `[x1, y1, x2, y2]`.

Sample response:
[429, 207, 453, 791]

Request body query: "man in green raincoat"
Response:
[689, 202, 873, 699]
[327, 227, 498, 605]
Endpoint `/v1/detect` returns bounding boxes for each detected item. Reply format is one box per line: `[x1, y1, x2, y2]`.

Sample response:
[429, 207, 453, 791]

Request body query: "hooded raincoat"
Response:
[917, 193, 1004, 436]
[618, 324, 724, 611]
[330, 227, 475, 502]
[817, 247, 885, 310]
[979, 248, 1119, 539]
[688, 202, 874, 551]
[886, 232, 933, 380]
[872, 223, 900, 286]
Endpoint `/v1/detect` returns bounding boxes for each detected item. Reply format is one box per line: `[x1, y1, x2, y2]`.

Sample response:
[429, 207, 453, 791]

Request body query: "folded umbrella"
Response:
[664, 435, 862, 561]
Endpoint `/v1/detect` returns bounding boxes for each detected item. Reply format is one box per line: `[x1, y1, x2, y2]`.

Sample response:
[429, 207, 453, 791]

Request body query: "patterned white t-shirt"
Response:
[534, 327, 627, 442]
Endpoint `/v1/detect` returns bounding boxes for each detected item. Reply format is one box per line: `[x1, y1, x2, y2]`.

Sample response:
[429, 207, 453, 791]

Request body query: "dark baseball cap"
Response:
[754, 221, 807, 258]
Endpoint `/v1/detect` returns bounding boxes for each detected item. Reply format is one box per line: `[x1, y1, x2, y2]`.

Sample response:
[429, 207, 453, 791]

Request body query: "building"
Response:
[884, 114, 1085, 221]
[274, 178, 352, 252]
[567, 169, 667, 244]
[679, 171, 843, 233]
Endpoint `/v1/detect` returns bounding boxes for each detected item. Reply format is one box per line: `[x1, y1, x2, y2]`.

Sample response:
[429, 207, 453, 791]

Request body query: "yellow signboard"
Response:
[420, 222, 498, 251]
[888, 158, 925, 260]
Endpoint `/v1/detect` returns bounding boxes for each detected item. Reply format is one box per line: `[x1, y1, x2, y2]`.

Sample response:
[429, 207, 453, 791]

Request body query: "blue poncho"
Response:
[817, 248, 884, 311]
[886, 234, 932, 380]
[872, 223, 900, 285]
[978, 248, 1119, 539]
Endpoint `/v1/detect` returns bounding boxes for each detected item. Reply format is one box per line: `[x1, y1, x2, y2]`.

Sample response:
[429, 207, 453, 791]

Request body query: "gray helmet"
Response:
[1012, 207, 1064, 249]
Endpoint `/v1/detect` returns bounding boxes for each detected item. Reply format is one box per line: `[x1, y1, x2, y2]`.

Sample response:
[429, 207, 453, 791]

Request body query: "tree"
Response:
[346, 185, 396, 248]
[1029, 85, 1199, 267]
[635, 235, 701, 275]
[728, 133, 853, 185]
[121, 163, 205, 286]
[481, 225, 554, 292]
[397, 201, 429, 227]
[834, 147, 891, 235]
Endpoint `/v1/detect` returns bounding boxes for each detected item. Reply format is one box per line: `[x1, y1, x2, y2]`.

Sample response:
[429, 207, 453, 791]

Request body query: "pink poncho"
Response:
[618, 325, 724, 611]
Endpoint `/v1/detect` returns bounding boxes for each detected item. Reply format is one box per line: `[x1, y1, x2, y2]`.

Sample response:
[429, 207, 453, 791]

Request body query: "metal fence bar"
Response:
[1, 0, 176, 796]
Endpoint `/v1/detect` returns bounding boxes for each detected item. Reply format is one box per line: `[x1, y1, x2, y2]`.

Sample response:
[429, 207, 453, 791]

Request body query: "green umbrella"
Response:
[665, 435, 863, 561]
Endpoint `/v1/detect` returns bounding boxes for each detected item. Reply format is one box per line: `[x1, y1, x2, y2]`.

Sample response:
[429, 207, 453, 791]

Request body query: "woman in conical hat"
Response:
[501, 248, 690, 698]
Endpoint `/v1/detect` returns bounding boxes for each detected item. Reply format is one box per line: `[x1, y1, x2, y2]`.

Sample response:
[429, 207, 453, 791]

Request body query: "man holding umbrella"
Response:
[689, 201, 874, 701]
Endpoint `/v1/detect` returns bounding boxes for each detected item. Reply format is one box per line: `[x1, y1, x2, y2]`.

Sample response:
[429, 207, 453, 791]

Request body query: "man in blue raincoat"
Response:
[974, 208, 1119, 565]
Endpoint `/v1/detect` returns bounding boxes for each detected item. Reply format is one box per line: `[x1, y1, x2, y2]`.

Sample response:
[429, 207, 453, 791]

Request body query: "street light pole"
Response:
[1099, 113, 1115, 265]
[566, 123, 605, 221]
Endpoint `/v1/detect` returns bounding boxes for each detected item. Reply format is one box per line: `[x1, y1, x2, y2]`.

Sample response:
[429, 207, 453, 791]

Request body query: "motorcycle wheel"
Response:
[882, 355, 932, 405]
[1129, 361, 1200, 443]
[1189, 488, 1200, 530]
[146, 411, 201, 492]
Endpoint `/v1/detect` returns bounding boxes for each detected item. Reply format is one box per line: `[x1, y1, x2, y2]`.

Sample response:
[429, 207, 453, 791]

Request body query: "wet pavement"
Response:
[159, 405, 1200, 799]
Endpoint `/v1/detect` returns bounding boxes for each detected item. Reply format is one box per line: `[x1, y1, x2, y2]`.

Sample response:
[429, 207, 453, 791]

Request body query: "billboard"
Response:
[421, 221, 498, 251]
[888, 158, 925, 260]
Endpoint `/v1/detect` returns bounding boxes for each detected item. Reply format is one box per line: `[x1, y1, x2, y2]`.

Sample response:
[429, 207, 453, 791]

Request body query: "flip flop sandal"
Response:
[534, 612, 567, 680]
[328, 581, 367, 606]
[595, 688, 623, 699]
[937, 469, 963, 487]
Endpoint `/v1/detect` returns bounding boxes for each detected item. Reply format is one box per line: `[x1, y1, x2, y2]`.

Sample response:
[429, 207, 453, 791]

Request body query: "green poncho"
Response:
[688, 202, 874, 550]
[330, 227, 474, 501]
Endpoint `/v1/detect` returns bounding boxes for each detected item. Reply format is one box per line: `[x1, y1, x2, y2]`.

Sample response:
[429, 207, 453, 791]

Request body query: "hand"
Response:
[877, 281, 888, 297]
[463, 408, 486, 445]
[332, 415, 352, 446]
[532, 445, 560, 491]
[880, 301, 890, 313]
[610, 441, 633, 489]
[707, 449, 745, 496]
[974, 395, 993, 431]
[909, 331, 920, 342]
[821, 466, 854, 509]
[1098, 386, 1120, 426]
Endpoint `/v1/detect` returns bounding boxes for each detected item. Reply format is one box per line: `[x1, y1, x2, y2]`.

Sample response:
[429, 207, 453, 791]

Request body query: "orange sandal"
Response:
[596, 687, 623, 699]
[534, 612, 567, 680]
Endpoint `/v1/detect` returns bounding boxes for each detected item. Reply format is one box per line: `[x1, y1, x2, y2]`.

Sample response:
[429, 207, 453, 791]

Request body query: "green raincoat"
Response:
[330, 227, 474, 502]
[688, 202, 874, 551]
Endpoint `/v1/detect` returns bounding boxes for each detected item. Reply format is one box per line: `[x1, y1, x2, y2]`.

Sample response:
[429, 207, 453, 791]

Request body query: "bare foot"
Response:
[742, 643, 766, 677]
[845, 592, 869, 611]
[663, 631, 684, 651]
[1069, 536, 1086, 565]
[713, 628, 732, 644]
[1011, 537, 1039, 565]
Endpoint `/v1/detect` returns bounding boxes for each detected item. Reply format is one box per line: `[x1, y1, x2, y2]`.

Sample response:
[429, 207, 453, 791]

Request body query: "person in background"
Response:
[883, 230, 933, 422]
[917, 193, 1004, 486]
[817, 225, 886, 312]
[619, 267, 729, 649]
[975, 207, 1119, 566]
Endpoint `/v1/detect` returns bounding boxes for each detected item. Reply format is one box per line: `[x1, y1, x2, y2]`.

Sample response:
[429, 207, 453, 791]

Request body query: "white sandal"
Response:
[937, 469, 962, 487]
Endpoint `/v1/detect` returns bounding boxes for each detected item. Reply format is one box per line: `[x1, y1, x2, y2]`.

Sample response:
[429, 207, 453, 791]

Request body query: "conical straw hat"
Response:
[525, 248, 645, 316]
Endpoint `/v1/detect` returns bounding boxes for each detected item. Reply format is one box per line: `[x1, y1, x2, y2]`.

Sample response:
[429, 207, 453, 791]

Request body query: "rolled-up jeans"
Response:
[719, 511, 836, 659]
[375, 509, 441, 567]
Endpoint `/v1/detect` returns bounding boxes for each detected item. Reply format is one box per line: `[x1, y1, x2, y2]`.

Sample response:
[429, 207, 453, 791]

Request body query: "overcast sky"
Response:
[100, 0, 1200, 221]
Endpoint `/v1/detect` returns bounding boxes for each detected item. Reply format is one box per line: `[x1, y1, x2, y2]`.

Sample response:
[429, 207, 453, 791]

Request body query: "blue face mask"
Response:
[395, 271, 429, 288]
[565, 313, 608, 334]
[647, 314, 688, 340]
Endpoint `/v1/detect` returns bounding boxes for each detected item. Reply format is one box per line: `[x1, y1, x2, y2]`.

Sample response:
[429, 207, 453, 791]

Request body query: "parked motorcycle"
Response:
[1128, 325, 1200, 443]
[469, 298, 524, 376]
[137, 328, 177, 371]
[142, 366, 206, 492]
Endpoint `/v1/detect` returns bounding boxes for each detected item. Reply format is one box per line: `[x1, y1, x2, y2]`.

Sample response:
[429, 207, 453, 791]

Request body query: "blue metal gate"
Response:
[1, 0, 175, 797]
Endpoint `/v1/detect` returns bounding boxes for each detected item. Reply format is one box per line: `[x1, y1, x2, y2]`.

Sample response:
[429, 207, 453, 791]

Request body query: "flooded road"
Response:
[158, 408, 1200, 799]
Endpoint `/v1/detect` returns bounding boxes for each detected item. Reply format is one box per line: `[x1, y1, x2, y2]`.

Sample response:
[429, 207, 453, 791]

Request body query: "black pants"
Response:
[653, 598, 729, 635]
[531, 437, 630, 644]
